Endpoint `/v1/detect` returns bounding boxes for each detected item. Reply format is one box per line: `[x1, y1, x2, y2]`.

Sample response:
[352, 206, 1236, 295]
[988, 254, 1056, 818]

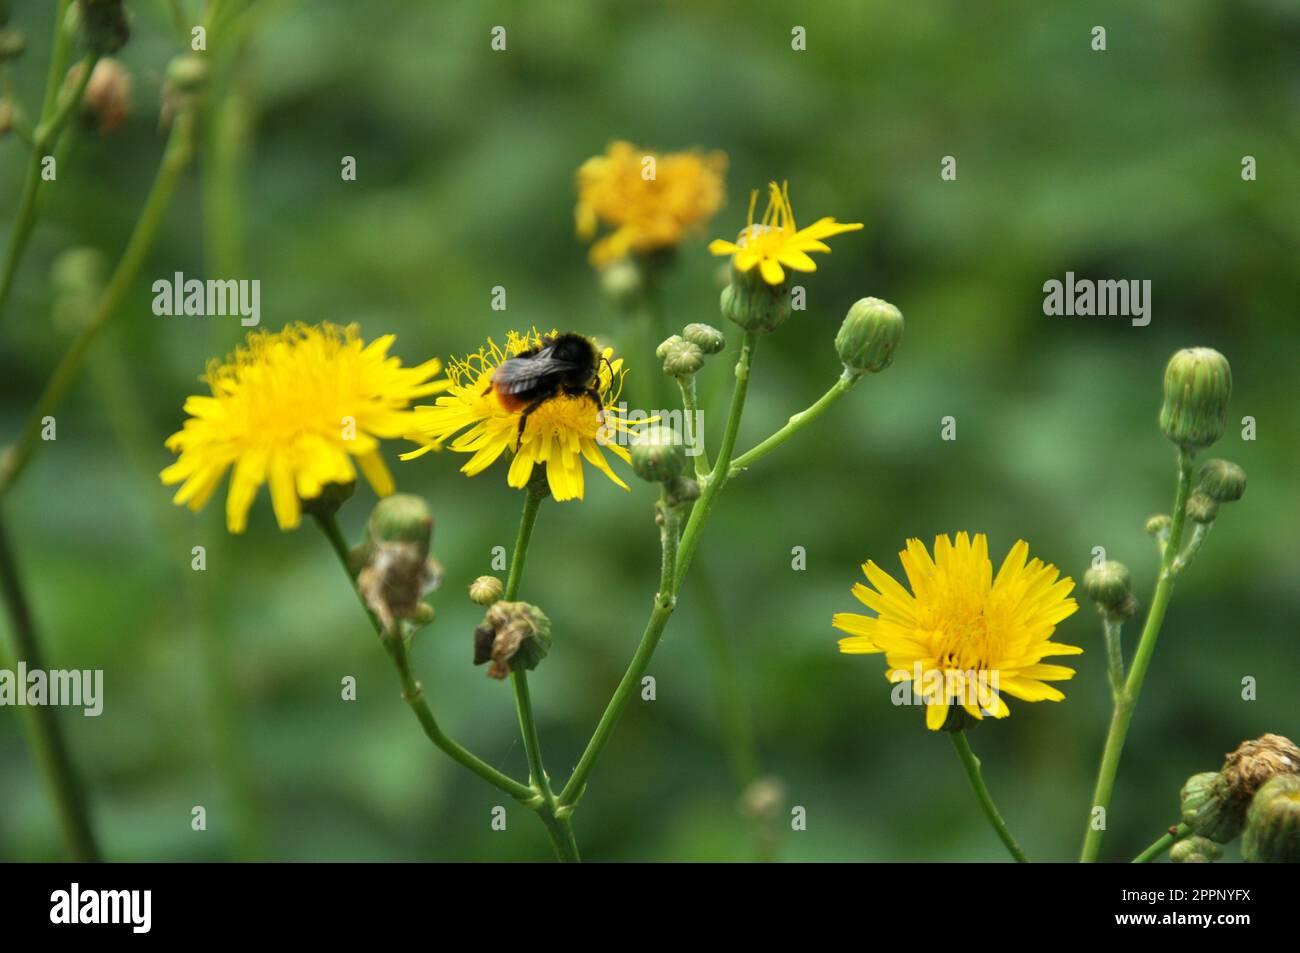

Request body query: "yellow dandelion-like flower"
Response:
[833, 532, 1081, 731]
[160, 323, 448, 534]
[401, 329, 639, 502]
[708, 181, 863, 286]
[575, 140, 727, 267]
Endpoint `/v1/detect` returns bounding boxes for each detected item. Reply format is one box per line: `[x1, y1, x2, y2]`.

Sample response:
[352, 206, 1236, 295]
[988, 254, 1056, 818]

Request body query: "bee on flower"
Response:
[160, 323, 447, 533]
[833, 532, 1081, 730]
[575, 140, 727, 267]
[402, 329, 641, 502]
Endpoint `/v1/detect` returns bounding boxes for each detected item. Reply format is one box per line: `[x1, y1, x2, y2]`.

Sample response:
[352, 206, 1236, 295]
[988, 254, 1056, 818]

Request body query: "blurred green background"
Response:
[1, 0, 1297, 862]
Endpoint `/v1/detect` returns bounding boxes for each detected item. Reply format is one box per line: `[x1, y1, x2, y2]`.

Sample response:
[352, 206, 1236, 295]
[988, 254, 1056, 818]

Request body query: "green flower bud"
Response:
[468, 575, 504, 606]
[1110, 593, 1140, 622]
[1169, 835, 1221, 864]
[1180, 771, 1243, 843]
[1159, 347, 1231, 451]
[367, 493, 433, 550]
[630, 425, 685, 483]
[1197, 458, 1246, 504]
[473, 601, 552, 679]
[73, 0, 130, 55]
[1184, 490, 1218, 525]
[0, 27, 24, 62]
[1082, 560, 1132, 612]
[682, 322, 726, 355]
[1242, 775, 1300, 863]
[661, 339, 705, 378]
[720, 265, 789, 333]
[655, 335, 683, 361]
[1144, 514, 1172, 538]
[598, 258, 642, 310]
[835, 297, 904, 375]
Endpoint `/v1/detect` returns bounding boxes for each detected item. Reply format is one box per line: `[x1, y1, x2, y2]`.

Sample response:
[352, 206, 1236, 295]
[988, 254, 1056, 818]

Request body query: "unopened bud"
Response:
[473, 601, 552, 679]
[835, 297, 904, 375]
[1144, 514, 1171, 538]
[1159, 347, 1231, 451]
[1179, 771, 1242, 843]
[1184, 490, 1218, 525]
[720, 265, 789, 333]
[655, 335, 683, 361]
[1196, 458, 1246, 504]
[468, 575, 504, 606]
[1169, 835, 1221, 864]
[1242, 775, 1300, 863]
[368, 493, 432, 549]
[1082, 560, 1132, 612]
[663, 475, 699, 506]
[660, 339, 704, 377]
[630, 425, 685, 483]
[598, 258, 642, 310]
[682, 322, 725, 355]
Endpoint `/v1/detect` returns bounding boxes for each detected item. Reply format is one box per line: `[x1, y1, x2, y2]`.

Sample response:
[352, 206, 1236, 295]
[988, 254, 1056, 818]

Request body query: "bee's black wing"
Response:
[492, 352, 587, 395]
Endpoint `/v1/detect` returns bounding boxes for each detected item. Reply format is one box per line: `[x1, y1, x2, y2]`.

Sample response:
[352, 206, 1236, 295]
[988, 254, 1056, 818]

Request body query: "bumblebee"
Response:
[486, 332, 607, 447]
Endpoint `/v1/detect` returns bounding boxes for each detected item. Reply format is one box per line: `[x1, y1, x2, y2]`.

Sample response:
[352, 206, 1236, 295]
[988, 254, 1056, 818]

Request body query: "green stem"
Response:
[0, 47, 100, 324]
[1080, 450, 1195, 863]
[0, 509, 101, 861]
[949, 730, 1029, 863]
[311, 512, 535, 804]
[558, 484, 682, 808]
[0, 109, 197, 499]
[677, 375, 710, 478]
[1132, 822, 1192, 863]
[498, 486, 580, 861]
[1102, 616, 1125, 702]
[729, 369, 859, 477]
[559, 333, 758, 807]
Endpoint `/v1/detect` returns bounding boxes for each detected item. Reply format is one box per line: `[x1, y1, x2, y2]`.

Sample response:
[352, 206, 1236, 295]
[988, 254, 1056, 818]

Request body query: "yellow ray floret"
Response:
[708, 181, 862, 286]
[401, 329, 641, 502]
[160, 322, 447, 533]
[833, 532, 1081, 730]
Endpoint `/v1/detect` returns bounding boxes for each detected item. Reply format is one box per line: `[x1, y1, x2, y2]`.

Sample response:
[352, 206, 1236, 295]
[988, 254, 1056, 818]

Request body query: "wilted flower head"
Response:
[161, 323, 447, 533]
[402, 329, 639, 502]
[709, 181, 862, 286]
[834, 533, 1080, 730]
[576, 140, 727, 267]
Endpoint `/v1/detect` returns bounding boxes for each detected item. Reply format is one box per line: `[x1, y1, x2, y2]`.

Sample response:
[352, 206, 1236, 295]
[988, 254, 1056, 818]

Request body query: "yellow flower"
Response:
[576, 140, 727, 267]
[161, 323, 447, 534]
[402, 329, 639, 502]
[833, 533, 1081, 730]
[708, 181, 863, 285]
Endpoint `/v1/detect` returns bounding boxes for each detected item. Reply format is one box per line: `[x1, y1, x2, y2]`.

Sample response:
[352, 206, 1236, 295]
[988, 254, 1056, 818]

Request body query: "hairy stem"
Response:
[1080, 450, 1195, 862]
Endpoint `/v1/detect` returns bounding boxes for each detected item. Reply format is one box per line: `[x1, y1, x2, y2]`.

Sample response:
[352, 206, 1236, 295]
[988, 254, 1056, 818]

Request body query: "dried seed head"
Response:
[473, 601, 552, 679]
